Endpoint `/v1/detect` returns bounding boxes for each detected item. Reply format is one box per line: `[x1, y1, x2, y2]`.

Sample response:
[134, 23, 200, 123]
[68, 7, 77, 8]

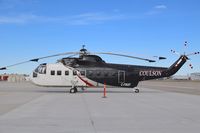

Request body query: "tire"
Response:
[135, 89, 139, 93]
[70, 88, 76, 93]
[70, 87, 78, 93]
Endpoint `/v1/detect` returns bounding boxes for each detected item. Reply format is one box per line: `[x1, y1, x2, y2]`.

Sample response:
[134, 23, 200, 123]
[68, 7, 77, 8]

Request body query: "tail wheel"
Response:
[135, 89, 139, 93]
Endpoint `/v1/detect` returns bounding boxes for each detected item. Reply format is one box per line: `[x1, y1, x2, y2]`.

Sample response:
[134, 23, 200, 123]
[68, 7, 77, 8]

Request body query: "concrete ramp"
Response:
[0, 82, 200, 133]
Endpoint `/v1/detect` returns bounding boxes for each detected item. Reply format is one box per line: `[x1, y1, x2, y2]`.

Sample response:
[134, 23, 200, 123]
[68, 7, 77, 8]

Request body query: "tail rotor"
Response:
[170, 41, 199, 69]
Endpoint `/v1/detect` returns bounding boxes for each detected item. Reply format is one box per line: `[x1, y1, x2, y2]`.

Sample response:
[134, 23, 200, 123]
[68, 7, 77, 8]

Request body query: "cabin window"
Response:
[80, 71, 86, 76]
[96, 71, 101, 76]
[112, 72, 117, 77]
[88, 70, 93, 76]
[57, 70, 62, 76]
[65, 71, 69, 76]
[51, 70, 55, 75]
[73, 70, 77, 75]
[104, 72, 109, 77]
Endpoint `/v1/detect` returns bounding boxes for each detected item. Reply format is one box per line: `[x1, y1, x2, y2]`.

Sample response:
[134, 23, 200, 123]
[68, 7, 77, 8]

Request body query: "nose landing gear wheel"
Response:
[70, 87, 78, 93]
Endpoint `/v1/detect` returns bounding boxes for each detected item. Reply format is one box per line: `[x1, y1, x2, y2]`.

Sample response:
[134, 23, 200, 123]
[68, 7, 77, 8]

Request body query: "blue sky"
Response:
[0, 0, 199, 75]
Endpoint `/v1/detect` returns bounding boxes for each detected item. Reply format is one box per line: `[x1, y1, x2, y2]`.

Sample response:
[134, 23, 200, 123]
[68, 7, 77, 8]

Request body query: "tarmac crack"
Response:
[81, 94, 97, 133]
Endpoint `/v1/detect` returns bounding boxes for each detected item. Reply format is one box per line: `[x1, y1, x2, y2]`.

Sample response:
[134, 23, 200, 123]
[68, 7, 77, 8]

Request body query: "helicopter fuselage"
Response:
[31, 54, 187, 88]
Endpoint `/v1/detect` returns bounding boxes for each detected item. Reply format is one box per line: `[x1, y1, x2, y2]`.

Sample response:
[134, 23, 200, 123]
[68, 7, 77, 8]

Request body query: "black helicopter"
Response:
[0, 44, 199, 93]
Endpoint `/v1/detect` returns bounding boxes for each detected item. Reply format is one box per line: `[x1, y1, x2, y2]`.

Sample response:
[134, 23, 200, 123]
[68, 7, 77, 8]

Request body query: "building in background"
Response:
[0, 74, 9, 81]
[171, 75, 190, 80]
[190, 73, 200, 80]
[0, 74, 28, 82]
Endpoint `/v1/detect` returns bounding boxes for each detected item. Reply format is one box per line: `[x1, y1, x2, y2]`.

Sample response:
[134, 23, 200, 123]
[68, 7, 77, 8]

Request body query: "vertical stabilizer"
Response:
[164, 55, 188, 77]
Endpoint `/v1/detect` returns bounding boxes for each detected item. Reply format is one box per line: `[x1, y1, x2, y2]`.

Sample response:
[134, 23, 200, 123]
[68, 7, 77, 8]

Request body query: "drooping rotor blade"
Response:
[0, 60, 31, 70]
[0, 52, 79, 70]
[95, 52, 156, 62]
[29, 52, 79, 62]
[159, 57, 167, 60]
[153, 56, 167, 60]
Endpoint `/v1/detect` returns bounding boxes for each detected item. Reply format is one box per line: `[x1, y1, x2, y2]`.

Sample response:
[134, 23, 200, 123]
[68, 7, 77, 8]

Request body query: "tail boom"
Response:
[139, 55, 188, 81]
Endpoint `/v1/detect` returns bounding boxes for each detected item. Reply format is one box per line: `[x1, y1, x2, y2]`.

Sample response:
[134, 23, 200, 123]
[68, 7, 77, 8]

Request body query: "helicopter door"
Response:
[118, 71, 125, 83]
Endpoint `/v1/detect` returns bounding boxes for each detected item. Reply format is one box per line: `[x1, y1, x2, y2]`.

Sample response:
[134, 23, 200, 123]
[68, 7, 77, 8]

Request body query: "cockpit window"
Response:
[34, 64, 46, 74]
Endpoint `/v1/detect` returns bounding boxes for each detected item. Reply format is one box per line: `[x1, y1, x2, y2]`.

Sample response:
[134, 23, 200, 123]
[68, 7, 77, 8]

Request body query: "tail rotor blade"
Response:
[171, 49, 180, 55]
[0, 67, 7, 70]
[183, 41, 188, 55]
[189, 63, 193, 69]
[187, 52, 200, 56]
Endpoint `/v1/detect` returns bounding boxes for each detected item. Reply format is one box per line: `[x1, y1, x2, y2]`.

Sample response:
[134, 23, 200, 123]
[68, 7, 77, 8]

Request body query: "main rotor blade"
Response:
[0, 52, 79, 70]
[95, 52, 156, 62]
[153, 56, 167, 60]
[0, 60, 30, 70]
[29, 52, 79, 62]
[159, 57, 167, 60]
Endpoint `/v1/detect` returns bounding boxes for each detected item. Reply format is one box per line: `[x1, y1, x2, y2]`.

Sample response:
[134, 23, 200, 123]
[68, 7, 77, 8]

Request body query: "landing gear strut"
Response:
[70, 87, 78, 93]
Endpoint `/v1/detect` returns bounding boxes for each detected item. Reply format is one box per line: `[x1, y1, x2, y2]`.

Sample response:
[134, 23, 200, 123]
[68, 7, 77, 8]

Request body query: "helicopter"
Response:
[0, 44, 199, 93]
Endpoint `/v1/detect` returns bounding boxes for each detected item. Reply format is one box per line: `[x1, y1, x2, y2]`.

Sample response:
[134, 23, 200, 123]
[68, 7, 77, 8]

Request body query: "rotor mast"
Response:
[79, 45, 88, 57]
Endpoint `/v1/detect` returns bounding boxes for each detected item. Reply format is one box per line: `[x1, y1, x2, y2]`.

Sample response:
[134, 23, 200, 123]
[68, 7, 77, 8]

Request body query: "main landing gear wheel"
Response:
[134, 89, 139, 93]
[70, 87, 78, 93]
